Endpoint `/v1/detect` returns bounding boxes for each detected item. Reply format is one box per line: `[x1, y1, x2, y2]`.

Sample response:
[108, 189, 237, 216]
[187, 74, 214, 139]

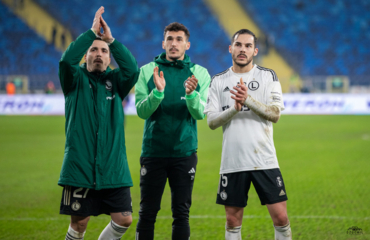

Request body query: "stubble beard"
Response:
[91, 65, 104, 73]
[167, 49, 184, 61]
[168, 56, 180, 61]
[88, 60, 106, 73]
[233, 55, 253, 68]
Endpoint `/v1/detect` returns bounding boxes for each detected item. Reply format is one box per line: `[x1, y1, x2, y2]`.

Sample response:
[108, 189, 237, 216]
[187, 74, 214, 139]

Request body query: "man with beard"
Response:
[204, 29, 292, 240]
[58, 7, 139, 240]
[134, 22, 211, 240]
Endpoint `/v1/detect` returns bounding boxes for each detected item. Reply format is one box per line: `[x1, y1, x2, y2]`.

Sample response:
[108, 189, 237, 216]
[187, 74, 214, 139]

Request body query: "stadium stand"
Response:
[2, 0, 369, 92]
[1, 0, 232, 91]
[238, 0, 370, 86]
[0, 2, 61, 91]
[33, 0, 231, 76]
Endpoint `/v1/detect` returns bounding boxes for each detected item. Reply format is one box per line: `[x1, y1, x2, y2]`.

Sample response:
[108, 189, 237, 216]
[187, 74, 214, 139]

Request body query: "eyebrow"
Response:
[90, 47, 109, 51]
[234, 42, 253, 46]
[167, 36, 184, 40]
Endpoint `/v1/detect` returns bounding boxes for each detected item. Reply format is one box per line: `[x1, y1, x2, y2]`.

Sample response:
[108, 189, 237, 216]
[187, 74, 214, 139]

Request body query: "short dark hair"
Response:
[164, 22, 190, 41]
[86, 37, 111, 56]
[231, 29, 257, 47]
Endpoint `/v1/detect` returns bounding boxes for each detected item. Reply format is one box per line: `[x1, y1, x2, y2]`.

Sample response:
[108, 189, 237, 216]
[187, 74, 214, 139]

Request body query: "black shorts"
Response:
[60, 186, 132, 217]
[216, 168, 288, 207]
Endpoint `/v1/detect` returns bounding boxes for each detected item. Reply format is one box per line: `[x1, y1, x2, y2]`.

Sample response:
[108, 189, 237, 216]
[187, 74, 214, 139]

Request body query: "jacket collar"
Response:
[154, 53, 191, 68]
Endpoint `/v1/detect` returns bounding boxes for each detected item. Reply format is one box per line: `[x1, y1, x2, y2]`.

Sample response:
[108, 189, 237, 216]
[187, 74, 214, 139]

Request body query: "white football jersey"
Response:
[204, 65, 285, 174]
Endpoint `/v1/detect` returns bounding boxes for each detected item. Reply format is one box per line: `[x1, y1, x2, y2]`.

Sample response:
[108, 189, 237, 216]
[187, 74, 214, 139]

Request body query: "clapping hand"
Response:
[153, 67, 166, 91]
[231, 78, 247, 111]
[91, 7, 114, 43]
[185, 75, 198, 94]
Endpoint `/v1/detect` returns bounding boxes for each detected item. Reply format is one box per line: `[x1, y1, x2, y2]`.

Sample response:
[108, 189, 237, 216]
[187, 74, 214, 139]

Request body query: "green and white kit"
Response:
[135, 53, 211, 158]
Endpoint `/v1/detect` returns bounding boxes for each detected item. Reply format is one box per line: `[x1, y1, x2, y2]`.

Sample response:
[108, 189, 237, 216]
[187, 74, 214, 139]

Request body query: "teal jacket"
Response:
[135, 53, 211, 158]
[58, 29, 139, 190]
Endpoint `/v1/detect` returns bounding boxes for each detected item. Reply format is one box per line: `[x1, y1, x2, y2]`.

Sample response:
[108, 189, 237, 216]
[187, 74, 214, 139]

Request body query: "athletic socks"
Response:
[224, 222, 292, 240]
[98, 220, 129, 240]
[65, 225, 85, 240]
[225, 225, 242, 240]
[274, 222, 292, 240]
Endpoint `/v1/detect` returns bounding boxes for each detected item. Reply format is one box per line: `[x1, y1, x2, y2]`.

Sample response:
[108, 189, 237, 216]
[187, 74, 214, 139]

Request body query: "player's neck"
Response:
[166, 55, 185, 62]
[232, 62, 254, 73]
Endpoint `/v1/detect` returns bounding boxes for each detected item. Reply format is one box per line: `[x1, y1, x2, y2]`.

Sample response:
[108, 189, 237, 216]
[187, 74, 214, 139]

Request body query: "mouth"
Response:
[237, 54, 247, 59]
[169, 48, 178, 52]
[94, 59, 103, 64]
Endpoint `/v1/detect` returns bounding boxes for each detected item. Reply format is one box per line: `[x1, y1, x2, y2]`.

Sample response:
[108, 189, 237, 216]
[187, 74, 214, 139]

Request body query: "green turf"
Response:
[0, 115, 369, 239]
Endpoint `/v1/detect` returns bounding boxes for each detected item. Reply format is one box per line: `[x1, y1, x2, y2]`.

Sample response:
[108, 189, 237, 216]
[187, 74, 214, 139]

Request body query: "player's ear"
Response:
[84, 54, 87, 62]
[229, 45, 232, 53]
[162, 41, 165, 50]
[254, 47, 259, 56]
[186, 41, 190, 50]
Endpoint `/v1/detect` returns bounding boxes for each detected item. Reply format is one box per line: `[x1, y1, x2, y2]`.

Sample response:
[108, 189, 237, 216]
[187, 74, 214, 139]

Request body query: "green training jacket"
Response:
[58, 29, 139, 190]
[135, 53, 211, 158]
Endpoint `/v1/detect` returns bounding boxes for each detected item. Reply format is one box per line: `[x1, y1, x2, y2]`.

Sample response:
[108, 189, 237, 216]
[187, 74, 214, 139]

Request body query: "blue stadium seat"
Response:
[0, 2, 61, 90]
[238, 0, 370, 84]
[34, 0, 231, 76]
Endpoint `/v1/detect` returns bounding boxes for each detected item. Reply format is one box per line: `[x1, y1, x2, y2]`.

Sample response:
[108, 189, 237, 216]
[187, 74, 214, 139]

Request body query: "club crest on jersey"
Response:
[71, 200, 81, 211]
[141, 166, 147, 176]
[276, 176, 283, 187]
[220, 190, 228, 200]
[105, 80, 112, 91]
[248, 81, 259, 91]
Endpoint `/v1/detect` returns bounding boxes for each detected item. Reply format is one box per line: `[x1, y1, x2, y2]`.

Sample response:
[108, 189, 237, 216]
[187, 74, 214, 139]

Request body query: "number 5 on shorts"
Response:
[222, 174, 228, 187]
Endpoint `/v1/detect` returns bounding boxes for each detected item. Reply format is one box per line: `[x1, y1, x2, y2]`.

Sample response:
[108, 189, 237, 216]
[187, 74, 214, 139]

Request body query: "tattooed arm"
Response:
[244, 95, 281, 123]
[121, 212, 132, 217]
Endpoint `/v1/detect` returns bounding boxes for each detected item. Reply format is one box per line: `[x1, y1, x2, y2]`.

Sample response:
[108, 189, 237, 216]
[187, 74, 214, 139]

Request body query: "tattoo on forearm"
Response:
[121, 211, 132, 217]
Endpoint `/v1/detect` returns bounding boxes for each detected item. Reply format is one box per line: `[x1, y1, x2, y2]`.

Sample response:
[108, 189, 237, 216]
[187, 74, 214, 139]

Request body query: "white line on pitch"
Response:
[0, 215, 368, 221]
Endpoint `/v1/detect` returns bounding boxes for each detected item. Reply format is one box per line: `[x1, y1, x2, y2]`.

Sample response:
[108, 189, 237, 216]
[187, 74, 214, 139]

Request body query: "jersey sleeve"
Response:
[59, 29, 96, 95]
[203, 77, 220, 114]
[265, 71, 285, 111]
[185, 66, 211, 120]
[204, 76, 239, 129]
[135, 63, 164, 119]
[109, 40, 140, 99]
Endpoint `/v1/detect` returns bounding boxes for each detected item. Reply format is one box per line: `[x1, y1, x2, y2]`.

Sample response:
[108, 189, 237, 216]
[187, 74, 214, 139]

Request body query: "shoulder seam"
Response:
[257, 66, 278, 82]
[210, 68, 230, 87]
[192, 64, 207, 70]
[141, 61, 157, 70]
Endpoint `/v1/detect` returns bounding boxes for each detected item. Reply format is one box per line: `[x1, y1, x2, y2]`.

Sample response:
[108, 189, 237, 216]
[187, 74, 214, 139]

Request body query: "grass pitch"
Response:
[0, 115, 369, 239]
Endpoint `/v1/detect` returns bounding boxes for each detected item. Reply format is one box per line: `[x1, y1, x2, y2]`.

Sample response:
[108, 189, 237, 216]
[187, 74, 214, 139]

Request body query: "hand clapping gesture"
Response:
[230, 78, 248, 111]
[91, 6, 114, 43]
[185, 75, 198, 95]
[153, 67, 166, 91]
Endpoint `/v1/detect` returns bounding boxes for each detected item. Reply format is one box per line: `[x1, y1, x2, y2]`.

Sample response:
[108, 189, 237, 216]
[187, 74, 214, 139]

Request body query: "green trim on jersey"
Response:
[135, 53, 211, 158]
[186, 64, 211, 120]
[135, 62, 162, 119]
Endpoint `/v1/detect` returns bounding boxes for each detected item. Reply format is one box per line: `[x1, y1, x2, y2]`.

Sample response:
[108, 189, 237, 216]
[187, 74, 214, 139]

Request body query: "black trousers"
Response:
[136, 153, 198, 240]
